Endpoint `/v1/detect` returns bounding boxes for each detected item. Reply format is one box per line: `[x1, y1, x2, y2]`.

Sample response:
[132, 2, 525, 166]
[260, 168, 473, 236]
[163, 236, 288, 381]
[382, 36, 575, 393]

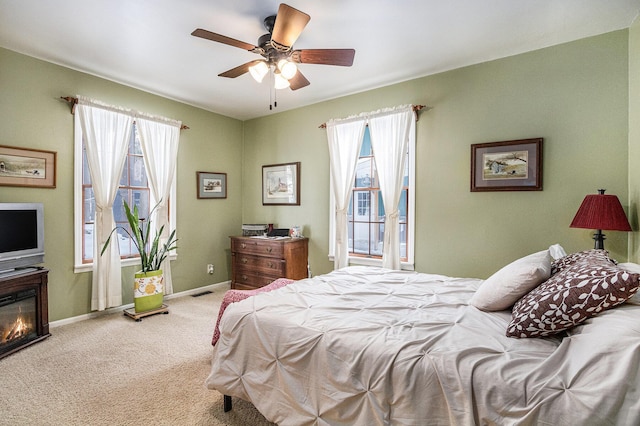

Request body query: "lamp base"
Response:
[592, 229, 605, 250]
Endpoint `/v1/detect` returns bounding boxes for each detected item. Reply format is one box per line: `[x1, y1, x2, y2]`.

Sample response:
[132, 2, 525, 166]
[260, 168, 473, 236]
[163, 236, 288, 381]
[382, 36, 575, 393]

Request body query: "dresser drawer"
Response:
[234, 254, 285, 275]
[232, 238, 284, 258]
[234, 270, 282, 290]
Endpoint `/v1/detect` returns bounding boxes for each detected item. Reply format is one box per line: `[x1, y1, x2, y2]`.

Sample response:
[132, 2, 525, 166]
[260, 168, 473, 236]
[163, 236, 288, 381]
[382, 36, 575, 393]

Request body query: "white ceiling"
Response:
[1, 1, 639, 121]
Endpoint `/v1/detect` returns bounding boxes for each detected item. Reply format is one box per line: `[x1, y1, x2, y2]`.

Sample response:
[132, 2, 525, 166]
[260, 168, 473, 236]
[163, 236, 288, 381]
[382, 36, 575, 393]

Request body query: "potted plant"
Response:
[101, 200, 178, 313]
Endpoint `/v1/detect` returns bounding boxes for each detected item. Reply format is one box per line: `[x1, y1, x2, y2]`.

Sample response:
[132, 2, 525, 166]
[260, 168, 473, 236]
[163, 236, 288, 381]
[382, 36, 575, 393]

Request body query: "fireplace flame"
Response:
[1, 310, 34, 344]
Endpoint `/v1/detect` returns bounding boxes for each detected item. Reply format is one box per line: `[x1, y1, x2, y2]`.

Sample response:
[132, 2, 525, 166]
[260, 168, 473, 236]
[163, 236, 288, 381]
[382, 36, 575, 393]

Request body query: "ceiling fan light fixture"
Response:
[249, 61, 269, 83]
[274, 72, 291, 89]
[277, 59, 297, 80]
[191, 3, 354, 105]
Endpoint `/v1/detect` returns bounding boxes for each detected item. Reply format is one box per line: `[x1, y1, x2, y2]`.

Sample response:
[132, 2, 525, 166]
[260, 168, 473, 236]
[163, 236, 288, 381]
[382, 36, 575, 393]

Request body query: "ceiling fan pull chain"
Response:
[269, 68, 273, 110]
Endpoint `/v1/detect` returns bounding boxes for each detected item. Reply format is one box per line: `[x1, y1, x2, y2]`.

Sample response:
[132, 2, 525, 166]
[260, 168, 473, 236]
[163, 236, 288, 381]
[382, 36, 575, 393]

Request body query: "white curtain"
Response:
[136, 115, 181, 295]
[76, 97, 134, 311]
[368, 105, 414, 270]
[326, 118, 366, 270]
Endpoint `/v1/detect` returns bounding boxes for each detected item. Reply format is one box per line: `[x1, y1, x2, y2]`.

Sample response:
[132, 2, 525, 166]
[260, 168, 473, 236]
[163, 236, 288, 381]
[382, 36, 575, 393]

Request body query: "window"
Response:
[356, 192, 370, 217]
[329, 122, 415, 268]
[74, 122, 176, 272]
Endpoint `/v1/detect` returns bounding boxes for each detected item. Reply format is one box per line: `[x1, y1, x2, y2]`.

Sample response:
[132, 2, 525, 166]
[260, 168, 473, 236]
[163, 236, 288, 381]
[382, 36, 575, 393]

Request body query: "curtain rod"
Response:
[318, 105, 429, 129]
[60, 96, 190, 130]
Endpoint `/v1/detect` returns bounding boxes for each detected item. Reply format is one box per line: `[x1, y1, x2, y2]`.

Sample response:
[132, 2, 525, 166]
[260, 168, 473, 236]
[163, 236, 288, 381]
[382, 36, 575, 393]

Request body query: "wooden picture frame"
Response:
[0, 145, 56, 188]
[196, 171, 227, 199]
[471, 138, 543, 192]
[262, 162, 300, 206]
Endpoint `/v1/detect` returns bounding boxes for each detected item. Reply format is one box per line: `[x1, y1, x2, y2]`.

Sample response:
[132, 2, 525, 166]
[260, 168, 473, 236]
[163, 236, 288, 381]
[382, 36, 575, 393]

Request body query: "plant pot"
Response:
[133, 269, 164, 313]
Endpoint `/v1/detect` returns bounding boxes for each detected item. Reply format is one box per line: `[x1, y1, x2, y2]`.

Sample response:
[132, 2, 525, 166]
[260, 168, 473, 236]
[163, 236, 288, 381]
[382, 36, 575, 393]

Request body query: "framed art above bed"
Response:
[471, 138, 543, 192]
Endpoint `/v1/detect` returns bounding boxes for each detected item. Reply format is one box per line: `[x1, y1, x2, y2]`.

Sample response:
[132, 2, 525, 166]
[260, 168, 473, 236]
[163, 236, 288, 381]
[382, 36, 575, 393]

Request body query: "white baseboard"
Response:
[50, 280, 231, 328]
[165, 280, 230, 299]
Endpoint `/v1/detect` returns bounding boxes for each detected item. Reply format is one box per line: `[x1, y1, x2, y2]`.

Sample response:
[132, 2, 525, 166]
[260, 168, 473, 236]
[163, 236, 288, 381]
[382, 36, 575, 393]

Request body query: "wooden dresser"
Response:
[230, 236, 309, 290]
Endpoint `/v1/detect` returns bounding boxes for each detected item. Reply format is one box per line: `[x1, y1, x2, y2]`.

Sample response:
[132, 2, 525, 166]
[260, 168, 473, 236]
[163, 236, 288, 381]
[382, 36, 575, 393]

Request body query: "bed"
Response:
[206, 249, 640, 425]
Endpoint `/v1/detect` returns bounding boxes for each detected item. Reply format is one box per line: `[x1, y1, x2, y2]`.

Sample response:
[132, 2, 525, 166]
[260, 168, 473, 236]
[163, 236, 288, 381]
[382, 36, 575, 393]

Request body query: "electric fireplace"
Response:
[0, 268, 49, 359]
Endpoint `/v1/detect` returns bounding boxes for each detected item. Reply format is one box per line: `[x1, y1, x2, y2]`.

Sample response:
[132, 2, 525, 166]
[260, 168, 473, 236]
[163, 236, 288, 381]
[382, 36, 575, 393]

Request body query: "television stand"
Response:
[0, 268, 50, 359]
[0, 267, 42, 279]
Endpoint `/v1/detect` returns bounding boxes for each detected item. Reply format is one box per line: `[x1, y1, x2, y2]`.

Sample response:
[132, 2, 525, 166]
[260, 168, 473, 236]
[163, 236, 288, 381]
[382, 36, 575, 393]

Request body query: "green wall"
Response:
[243, 30, 631, 279]
[629, 18, 640, 262]
[0, 48, 244, 321]
[0, 28, 634, 321]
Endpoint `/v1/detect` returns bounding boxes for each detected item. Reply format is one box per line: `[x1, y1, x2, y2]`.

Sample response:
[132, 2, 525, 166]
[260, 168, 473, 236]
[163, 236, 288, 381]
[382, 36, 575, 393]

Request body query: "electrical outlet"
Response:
[207, 264, 214, 274]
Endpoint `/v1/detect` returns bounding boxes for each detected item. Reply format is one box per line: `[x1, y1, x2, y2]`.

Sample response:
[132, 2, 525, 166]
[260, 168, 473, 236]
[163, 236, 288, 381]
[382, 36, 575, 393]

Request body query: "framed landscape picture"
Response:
[197, 171, 227, 199]
[0, 145, 56, 188]
[471, 138, 543, 192]
[262, 162, 300, 206]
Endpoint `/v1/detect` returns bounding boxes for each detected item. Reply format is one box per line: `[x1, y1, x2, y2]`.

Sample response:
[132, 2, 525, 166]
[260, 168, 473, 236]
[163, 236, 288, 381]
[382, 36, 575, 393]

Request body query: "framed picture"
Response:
[196, 171, 227, 199]
[0, 145, 56, 188]
[471, 138, 543, 192]
[262, 162, 300, 206]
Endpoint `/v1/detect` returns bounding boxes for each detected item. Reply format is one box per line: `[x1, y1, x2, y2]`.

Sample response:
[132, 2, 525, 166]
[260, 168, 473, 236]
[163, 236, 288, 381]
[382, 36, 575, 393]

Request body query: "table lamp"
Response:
[569, 189, 632, 250]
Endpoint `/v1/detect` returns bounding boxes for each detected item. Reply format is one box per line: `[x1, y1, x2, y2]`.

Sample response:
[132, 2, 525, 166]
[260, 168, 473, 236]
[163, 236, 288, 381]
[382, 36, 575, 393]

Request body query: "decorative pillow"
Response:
[619, 263, 640, 305]
[550, 249, 617, 276]
[470, 250, 552, 311]
[507, 250, 640, 338]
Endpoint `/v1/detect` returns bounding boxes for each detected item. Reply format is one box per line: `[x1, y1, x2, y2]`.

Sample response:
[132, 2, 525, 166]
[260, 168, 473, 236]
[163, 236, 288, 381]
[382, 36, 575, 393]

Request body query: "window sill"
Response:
[73, 254, 177, 274]
[328, 255, 414, 271]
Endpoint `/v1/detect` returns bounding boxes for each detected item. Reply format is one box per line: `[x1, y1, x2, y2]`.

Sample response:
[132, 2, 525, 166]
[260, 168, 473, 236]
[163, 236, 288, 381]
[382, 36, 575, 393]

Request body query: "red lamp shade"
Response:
[570, 189, 631, 249]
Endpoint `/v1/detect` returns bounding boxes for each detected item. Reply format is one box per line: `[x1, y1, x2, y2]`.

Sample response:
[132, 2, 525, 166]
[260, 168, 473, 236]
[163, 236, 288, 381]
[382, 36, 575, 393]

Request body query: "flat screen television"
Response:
[0, 203, 45, 273]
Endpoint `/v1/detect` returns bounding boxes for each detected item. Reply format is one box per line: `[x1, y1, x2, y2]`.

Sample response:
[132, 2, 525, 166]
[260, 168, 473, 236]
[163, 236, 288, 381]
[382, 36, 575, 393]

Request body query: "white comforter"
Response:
[206, 266, 640, 425]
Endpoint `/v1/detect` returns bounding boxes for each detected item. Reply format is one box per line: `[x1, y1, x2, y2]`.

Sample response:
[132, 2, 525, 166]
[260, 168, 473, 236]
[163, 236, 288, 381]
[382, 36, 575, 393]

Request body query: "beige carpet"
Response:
[0, 287, 275, 426]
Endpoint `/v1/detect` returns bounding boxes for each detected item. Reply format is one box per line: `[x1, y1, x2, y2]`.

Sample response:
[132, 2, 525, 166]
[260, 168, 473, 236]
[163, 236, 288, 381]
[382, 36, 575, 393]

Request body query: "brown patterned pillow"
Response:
[507, 250, 640, 338]
[550, 249, 617, 275]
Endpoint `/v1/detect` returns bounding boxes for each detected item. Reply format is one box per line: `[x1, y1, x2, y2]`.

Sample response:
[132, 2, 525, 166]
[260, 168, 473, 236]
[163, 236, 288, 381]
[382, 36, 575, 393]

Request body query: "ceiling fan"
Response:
[191, 3, 355, 92]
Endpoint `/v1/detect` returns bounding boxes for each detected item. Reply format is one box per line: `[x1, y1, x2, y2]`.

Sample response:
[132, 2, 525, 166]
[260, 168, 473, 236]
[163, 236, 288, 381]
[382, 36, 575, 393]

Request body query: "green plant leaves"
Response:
[100, 200, 178, 273]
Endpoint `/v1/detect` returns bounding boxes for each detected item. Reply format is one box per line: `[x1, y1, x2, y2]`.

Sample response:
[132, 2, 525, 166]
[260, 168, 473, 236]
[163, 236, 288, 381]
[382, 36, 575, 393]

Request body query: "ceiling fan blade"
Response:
[271, 4, 310, 48]
[218, 60, 263, 78]
[191, 28, 258, 51]
[291, 49, 355, 66]
[288, 70, 310, 91]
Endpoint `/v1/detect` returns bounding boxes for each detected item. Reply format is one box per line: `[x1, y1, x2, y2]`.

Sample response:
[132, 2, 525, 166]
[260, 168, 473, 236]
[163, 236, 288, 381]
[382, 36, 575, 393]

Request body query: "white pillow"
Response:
[470, 250, 552, 311]
[619, 263, 640, 305]
[548, 243, 567, 261]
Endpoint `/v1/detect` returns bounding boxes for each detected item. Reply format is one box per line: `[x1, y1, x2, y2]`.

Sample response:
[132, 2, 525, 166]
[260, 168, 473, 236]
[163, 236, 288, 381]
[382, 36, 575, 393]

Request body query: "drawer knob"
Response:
[241, 275, 248, 281]
[268, 262, 273, 268]
[241, 243, 246, 249]
[266, 247, 272, 253]
[241, 257, 248, 264]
